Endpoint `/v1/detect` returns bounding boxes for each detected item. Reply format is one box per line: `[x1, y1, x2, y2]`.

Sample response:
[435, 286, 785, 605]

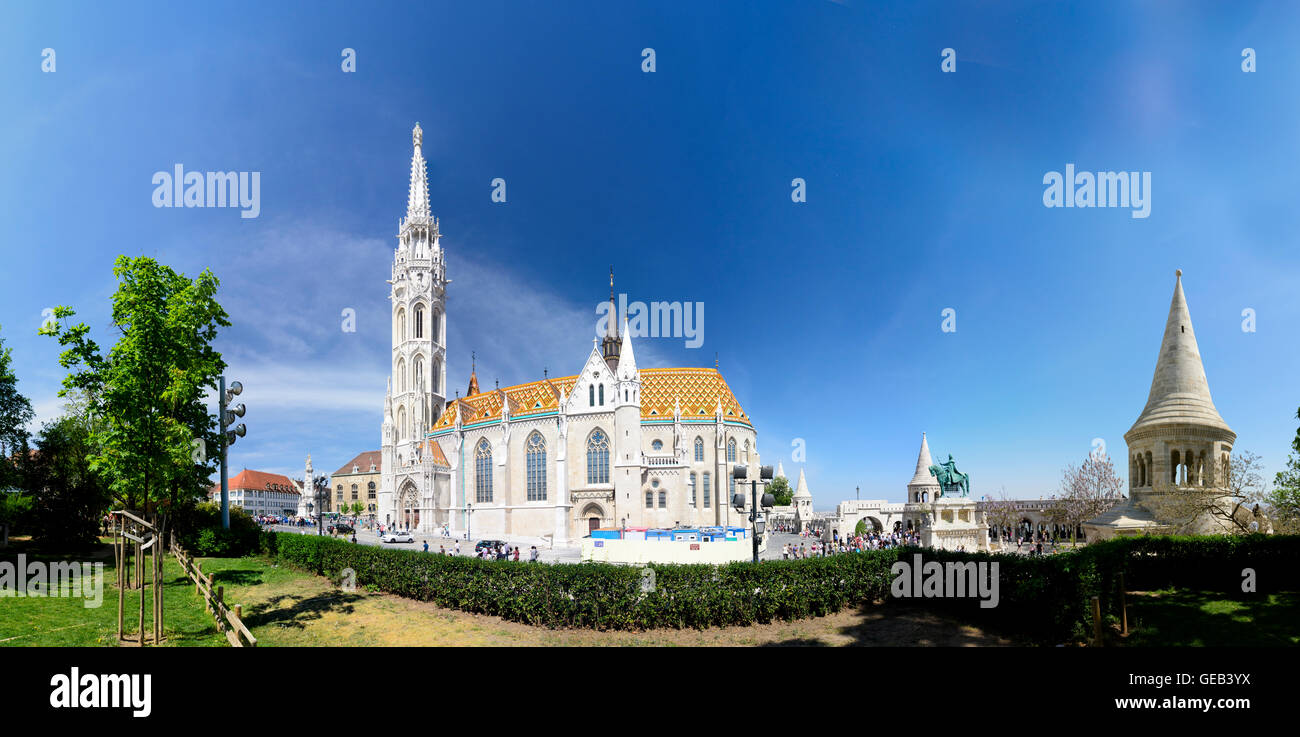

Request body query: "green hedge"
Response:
[262, 532, 1300, 643]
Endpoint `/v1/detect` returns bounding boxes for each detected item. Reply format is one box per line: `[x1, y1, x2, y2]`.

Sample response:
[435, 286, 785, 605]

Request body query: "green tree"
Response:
[0, 324, 35, 544]
[768, 476, 792, 506]
[1270, 406, 1300, 534]
[25, 414, 111, 548]
[40, 256, 229, 525]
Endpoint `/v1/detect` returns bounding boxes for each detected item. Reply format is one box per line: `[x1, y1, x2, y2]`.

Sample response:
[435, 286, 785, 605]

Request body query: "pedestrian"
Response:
[513, 546, 520, 562]
[439, 545, 446, 555]
[423, 540, 429, 553]
[454, 540, 461, 556]
[530, 545, 539, 562]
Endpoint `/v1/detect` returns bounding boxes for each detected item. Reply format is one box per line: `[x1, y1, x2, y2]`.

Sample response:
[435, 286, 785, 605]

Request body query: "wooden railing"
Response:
[169, 538, 257, 647]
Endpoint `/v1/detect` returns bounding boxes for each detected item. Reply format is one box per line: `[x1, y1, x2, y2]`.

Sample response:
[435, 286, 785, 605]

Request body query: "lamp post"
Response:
[732, 464, 775, 563]
[466, 502, 472, 541]
[218, 377, 247, 529]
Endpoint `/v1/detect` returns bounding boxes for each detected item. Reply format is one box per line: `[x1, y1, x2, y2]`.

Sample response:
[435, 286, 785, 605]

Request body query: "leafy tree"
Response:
[25, 414, 111, 548]
[0, 324, 35, 544]
[40, 256, 229, 527]
[767, 476, 792, 507]
[1269, 407, 1300, 534]
[982, 487, 1023, 548]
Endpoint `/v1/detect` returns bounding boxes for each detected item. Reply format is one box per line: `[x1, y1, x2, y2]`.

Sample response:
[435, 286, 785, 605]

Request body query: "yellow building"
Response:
[332, 451, 382, 517]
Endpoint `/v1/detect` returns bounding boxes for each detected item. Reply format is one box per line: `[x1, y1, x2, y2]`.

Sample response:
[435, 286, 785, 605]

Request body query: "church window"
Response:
[397, 308, 406, 341]
[689, 473, 696, 506]
[367, 482, 376, 499]
[645, 491, 653, 508]
[727, 438, 736, 463]
[589, 385, 595, 407]
[599, 384, 604, 406]
[587, 429, 610, 485]
[651, 439, 663, 451]
[526, 432, 547, 501]
[415, 306, 424, 338]
[432, 310, 440, 344]
[476, 439, 493, 503]
[432, 358, 441, 393]
[414, 357, 424, 392]
[694, 437, 704, 462]
[658, 491, 667, 508]
[351, 484, 358, 501]
[702, 473, 711, 507]
[397, 407, 407, 440]
[744, 439, 749, 463]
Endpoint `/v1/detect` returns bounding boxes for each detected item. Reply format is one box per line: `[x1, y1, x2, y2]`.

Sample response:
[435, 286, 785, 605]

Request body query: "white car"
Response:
[381, 530, 415, 543]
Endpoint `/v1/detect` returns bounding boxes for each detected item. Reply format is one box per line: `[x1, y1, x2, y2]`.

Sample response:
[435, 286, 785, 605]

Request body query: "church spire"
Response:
[466, 351, 480, 396]
[601, 266, 621, 372]
[1128, 270, 1232, 435]
[617, 316, 638, 380]
[407, 123, 430, 219]
[909, 432, 936, 485]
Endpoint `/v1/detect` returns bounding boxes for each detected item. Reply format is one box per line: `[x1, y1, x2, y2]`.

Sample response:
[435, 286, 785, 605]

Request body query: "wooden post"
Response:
[1119, 573, 1128, 636]
[152, 541, 160, 645]
[1091, 595, 1103, 647]
[116, 517, 124, 641]
[195, 561, 202, 595]
[137, 538, 145, 645]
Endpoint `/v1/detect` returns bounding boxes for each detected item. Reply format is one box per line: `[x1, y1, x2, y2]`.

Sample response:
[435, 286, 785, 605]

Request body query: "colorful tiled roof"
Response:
[334, 451, 381, 476]
[423, 439, 450, 467]
[431, 367, 750, 431]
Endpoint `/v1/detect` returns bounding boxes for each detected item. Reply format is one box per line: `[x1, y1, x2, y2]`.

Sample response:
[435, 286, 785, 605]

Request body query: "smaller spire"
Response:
[467, 352, 480, 396]
[793, 467, 812, 498]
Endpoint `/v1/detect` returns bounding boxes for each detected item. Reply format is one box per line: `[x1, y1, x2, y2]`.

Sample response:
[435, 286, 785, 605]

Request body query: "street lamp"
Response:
[218, 377, 248, 529]
[732, 464, 775, 563]
[466, 502, 473, 541]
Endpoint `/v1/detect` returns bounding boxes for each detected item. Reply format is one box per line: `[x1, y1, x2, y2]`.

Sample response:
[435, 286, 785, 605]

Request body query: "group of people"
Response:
[413, 538, 543, 562]
[779, 529, 924, 559]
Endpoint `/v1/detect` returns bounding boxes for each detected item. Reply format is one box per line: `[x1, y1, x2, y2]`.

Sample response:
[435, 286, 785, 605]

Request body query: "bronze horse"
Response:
[928, 454, 970, 497]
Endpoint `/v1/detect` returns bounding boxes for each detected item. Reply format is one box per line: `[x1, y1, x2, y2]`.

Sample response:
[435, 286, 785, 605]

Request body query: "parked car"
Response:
[381, 530, 415, 543]
[332, 523, 355, 535]
[475, 540, 506, 553]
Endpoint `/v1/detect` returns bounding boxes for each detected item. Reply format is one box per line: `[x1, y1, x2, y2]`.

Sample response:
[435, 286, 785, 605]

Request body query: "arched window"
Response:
[744, 439, 750, 463]
[349, 484, 357, 500]
[727, 438, 737, 462]
[526, 432, 547, 501]
[694, 437, 704, 462]
[367, 482, 376, 499]
[587, 429, 610, 484]
[475, 439, 493, 502]
[396, 308, 406, 341]
[689, 473, 697, 506]
[415, 305, 424, 338]
[589, 384, 595, 407]
[598, 384, 604, 406]
[336, 484, 343, 501]
[658, 490, 667, 508]
[414, 356, 424, 392]
[645, 491, 654, 508]
[432, 310, 440, 344]
[432, 358, 441, 394]
[397, 406, 407, 440]
[702, 472, 711, 508]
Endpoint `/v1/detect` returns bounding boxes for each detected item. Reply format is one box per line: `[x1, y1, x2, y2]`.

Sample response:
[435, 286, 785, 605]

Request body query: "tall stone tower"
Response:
[1087, 270, 1236, 539]
[613, 317, 643, 523]
[792, 467, 815, 531]
[380, 123, 448, 524]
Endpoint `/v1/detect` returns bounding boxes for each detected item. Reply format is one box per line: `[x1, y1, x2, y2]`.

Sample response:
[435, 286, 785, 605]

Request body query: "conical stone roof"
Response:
[1128, 271, 1233, 437]
[909, 432, 939, 487]
[793, 467, 812, 499]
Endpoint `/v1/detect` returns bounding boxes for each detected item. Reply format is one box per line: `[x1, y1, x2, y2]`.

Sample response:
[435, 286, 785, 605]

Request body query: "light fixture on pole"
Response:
[733, 464, 775, 563]
[218, 377, 247, 530]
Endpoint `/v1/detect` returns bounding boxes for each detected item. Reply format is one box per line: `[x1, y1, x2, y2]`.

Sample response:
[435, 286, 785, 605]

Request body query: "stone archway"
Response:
[580, 502, 607, 536]
[399, 481, 420, 531]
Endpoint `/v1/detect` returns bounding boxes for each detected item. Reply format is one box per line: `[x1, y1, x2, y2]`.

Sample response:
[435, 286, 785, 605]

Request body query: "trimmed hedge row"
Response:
[261, 532, 1300, 643]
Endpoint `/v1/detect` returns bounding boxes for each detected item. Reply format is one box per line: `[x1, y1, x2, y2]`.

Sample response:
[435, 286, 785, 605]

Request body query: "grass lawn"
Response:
[1120, 589, 1300, 647]
[1, 538, 226, 647]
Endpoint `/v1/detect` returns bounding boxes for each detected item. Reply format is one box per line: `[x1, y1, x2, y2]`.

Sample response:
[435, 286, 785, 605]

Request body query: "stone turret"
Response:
[907, 432, 941, 503]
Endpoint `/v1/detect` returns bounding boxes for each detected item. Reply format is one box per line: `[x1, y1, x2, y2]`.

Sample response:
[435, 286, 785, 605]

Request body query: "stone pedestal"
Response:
[914, 497, 987, 552]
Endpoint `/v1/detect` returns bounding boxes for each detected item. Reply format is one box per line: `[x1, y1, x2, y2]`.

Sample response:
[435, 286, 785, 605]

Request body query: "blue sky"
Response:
[2, 1, 1298, 508]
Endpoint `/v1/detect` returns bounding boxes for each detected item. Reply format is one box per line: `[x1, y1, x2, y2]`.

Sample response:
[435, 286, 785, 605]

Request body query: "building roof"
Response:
[422, 439, 450, 467]
[432, 367, 750, 431]
[1128, 271, 1234, 437]
[334, 451, 382, 476]
[211, 469, 300, 496]
[909, 432, 939, 487]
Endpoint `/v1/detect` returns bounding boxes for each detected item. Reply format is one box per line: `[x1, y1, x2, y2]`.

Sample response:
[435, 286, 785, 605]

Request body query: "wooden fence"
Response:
[169, 538, 257, 647]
